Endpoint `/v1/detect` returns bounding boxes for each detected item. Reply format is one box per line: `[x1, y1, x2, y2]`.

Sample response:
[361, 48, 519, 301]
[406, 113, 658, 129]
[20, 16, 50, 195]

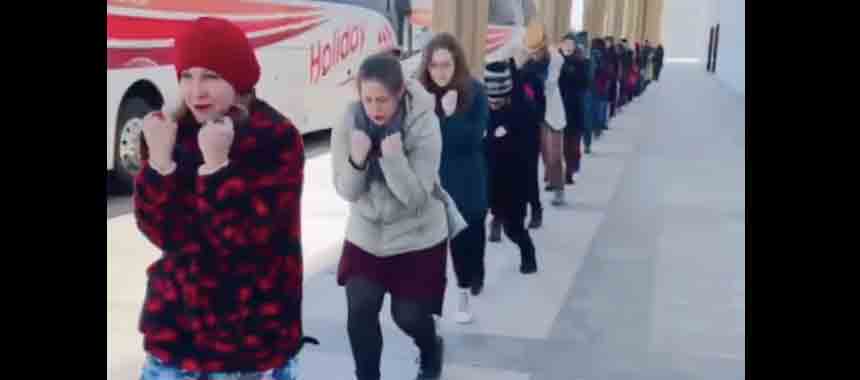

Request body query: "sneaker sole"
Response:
[454, 313, 474, 324]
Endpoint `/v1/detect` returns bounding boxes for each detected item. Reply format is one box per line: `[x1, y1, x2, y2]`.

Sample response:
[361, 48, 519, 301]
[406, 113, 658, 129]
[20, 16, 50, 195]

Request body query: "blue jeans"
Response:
[140, 355, 299, 380]
[592, 98, 608, 131]
[582, 92, 593, 149]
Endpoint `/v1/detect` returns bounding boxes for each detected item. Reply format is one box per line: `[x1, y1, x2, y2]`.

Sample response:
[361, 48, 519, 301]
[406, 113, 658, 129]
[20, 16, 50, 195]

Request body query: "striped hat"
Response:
[484, 61, 513, 99]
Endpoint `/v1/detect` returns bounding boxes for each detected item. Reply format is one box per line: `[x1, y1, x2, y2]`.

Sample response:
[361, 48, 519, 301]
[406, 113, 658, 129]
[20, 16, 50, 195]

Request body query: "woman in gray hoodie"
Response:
[331, 53, 447, 380]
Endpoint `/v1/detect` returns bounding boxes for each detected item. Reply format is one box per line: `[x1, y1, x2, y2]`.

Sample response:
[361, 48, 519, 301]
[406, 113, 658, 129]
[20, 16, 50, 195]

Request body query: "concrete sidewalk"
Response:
[108, 62, 745, 380]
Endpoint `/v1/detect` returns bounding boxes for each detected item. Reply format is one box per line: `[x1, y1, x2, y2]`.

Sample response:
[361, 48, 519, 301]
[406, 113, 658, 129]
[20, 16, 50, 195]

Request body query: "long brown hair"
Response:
[417, 32, 473, 114]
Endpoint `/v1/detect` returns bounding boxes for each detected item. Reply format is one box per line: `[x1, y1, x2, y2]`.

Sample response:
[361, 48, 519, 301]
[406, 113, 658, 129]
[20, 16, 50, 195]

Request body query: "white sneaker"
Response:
[454, 289, 473, 324]
[551, 189, 567, 206]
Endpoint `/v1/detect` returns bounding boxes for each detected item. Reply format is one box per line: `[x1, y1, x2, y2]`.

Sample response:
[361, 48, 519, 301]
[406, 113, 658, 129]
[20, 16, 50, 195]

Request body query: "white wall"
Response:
[570, 0, 584, 30]
[715, 0, 745, 95]
[702, 0, 720, 63]
[662, 0, 710, 60]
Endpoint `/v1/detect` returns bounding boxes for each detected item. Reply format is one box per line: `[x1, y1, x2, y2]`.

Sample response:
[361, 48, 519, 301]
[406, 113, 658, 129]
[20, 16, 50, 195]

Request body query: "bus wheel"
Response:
[113, 98, 152, 194]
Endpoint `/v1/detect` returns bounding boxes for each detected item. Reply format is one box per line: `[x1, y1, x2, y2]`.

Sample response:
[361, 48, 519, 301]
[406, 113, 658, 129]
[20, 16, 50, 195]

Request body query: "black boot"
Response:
[416, 336, 444, 380]
[528, 207, 542, 229]
[520, 247, 538, 274]
[488, 218, 502, 242]
[470, 280, 484, 296]
[520, 259, 538, 274]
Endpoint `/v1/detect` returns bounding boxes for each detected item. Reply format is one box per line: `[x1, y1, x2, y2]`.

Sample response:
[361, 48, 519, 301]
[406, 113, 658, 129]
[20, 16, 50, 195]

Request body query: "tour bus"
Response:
[107, 0, 535, 192]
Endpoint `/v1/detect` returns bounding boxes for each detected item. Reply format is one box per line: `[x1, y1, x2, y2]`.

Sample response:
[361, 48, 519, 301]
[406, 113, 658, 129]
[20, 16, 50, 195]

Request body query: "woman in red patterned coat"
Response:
[133, 17, 311, 380]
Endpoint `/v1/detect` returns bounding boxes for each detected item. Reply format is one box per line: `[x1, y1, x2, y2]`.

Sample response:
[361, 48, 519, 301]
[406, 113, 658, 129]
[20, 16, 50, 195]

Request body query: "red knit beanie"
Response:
[174, 17, 260, 94]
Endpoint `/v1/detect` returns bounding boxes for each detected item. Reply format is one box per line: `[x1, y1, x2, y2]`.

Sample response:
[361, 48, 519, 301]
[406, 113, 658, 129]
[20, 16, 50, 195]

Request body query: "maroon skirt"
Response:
[337, 239, 448, 315]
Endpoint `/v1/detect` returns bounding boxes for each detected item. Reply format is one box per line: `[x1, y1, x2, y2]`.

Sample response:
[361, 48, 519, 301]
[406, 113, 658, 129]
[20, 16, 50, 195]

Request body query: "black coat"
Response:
[653, 47, 665, 66]
[486, 63, 542, 221]
[558, 54, 589, 131]
[622, 49, 634, 74]
[510, 58, 544, 154]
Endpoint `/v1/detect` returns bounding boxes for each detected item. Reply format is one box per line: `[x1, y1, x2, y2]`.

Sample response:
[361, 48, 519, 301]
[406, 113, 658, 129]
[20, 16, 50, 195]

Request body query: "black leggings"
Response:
[450, 213, 486, 288]
[346, 277, 438, 380]
[527, 151, 542, 214]
[503, 217, 536, 265]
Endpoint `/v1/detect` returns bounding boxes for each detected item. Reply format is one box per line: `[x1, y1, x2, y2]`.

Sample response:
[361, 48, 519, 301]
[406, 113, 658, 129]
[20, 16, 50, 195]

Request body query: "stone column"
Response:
[584, 0, 609, 36]
[643, 0, 664, 44]
[534, 0, 573, 42]
[432, 0, 490, 79]
[613, 0, 626, 38]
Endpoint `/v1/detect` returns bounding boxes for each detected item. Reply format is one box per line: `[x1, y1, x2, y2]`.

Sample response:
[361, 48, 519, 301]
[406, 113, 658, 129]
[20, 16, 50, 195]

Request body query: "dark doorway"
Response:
[707, 26, 715, 72]
[713, 24, 720, 73]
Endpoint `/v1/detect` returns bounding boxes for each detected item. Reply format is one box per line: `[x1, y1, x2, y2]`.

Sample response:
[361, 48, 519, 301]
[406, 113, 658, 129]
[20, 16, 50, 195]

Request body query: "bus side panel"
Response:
[255, 6, 394, 134]
[106, 67, 179, 171]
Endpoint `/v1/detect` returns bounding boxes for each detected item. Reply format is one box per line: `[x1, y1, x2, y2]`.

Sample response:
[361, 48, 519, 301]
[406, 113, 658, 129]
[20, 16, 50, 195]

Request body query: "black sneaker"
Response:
[470, 281, 484, 296]
[528, 208, 542, 229]
[585, 146, 591, 154]
[520, 261, 538, 274]
[565, 175, 574, 185]
[416, 336, 444, 380]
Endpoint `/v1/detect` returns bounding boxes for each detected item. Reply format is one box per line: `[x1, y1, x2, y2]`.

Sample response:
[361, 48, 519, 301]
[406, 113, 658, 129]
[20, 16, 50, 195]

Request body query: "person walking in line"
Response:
[589, 37, 611, 140]
[484, 61, 540, 274]
[653, 44, 665, 81]
[558, 33, 589, 184]
[521, 22, 568, 206]
[332, 53, 447, 380]
[606, 37, 620, 121]
[417, 33, 490, 324]
[488, 55, 545, 242]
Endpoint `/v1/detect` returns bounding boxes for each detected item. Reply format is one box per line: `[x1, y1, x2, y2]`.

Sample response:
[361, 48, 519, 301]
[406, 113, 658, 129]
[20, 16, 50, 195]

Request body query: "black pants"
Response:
[527, 150, 542, 215]
[609, 81, 619, 118]
[502, 218, 536, 266]
[451, 213, 487, 288]
[655, 64, 663, 81]
[346, 277, 438, 380]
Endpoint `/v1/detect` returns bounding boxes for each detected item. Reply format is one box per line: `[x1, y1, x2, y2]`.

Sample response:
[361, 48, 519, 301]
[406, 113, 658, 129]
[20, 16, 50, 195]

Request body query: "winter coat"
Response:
[653, 47, 665, 67]
[134, 98, 307, 373]
[486, 83, 542, 221]
[523, 49, 567, 131]
[512, 58, 544, 155]
[437, 79, 490, 222]
[332, 79, 448, 257]
[558, 53, 589, 131]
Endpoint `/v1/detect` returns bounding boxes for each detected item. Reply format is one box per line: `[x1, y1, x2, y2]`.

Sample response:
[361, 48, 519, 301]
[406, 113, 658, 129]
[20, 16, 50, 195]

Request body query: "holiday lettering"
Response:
[310, 25, 366, 84]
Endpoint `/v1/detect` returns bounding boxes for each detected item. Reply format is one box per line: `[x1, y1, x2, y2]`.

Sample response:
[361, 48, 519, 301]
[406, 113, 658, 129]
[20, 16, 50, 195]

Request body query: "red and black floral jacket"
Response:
[133, 99, 307, 373]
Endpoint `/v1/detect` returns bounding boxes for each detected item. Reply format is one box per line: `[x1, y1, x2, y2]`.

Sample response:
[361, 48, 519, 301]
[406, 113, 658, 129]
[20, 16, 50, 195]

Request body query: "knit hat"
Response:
[525, 22, 547, 51]
[174, 17, 261, 94]
[484, 61, 513, 99]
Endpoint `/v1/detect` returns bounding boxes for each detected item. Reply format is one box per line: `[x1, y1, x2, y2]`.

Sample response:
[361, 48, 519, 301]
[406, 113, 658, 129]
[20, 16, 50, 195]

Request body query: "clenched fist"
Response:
[198, 116, 235, 175]
[381, 132, 403, 157]
[350, 129, 372, 167]
[440, 90, 458, 117]
[141, 111, 178, 174]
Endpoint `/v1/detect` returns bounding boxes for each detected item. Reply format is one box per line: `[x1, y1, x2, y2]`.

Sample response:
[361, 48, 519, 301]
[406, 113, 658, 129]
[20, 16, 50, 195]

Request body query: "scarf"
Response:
[351, 100, 405, 183]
